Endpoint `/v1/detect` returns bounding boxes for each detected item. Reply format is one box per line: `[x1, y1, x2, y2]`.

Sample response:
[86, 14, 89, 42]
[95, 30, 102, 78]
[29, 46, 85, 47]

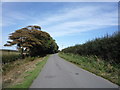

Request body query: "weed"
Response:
[59, 52, 120, 85]
[9, 55, 49, 88]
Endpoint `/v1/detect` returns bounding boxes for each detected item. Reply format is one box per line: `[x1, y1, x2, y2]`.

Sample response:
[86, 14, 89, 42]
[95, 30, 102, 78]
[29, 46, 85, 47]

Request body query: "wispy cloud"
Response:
[2, 3, 117, 37]
[2, 11, 32, 27]
[33, 4, 117, 37]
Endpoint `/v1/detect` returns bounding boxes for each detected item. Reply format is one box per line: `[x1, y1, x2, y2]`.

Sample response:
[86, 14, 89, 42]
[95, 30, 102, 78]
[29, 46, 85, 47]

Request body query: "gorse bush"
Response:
[62, 31, 120, 63]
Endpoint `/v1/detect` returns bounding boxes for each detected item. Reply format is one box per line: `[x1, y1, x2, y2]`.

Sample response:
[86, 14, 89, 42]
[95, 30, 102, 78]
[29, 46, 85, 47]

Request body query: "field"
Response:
[1, 49, 20, 64]
[59, 52, 120, 85]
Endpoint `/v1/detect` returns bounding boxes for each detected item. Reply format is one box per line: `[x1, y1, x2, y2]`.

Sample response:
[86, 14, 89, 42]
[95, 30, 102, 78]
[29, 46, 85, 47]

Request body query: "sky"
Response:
[1, 2, 118, 50]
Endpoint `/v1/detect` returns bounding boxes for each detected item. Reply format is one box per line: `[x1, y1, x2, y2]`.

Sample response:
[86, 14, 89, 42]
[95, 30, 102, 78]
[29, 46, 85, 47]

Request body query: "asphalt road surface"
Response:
[30, 54, 119, 88]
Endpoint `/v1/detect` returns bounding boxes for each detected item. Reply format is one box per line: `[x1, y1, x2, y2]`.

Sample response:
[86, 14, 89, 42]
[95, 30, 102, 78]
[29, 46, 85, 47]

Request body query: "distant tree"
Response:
[4, 25, 59, 58]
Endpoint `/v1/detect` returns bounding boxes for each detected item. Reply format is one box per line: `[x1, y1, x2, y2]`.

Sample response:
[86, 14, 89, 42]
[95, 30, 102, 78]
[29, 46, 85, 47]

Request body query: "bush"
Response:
[2, 54, 20, 64]
[62, 31, 120, 63]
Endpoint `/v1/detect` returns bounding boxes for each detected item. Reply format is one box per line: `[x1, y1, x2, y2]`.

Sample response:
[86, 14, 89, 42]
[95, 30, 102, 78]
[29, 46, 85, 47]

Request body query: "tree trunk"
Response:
[21, 47, 24, 59]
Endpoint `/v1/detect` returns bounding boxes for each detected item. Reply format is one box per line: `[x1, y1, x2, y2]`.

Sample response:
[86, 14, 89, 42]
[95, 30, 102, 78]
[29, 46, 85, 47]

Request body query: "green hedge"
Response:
[2, 54, 20, 64]
[62, 31, 120, 63]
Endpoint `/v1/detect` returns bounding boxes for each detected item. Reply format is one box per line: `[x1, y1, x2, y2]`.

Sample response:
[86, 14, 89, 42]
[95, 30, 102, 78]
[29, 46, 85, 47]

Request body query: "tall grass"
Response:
[10, 55, 49, 88]
[59, 52, 120, 85]
[1, 50, 20, 64]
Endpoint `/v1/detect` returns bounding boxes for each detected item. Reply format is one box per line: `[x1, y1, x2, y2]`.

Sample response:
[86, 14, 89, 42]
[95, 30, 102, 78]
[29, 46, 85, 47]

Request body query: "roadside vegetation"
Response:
[1, 50, 20, 64]
[2, 55, 49, 88]
[2, 25, 59, 88]
[59, 53, 120, 85]
[62, 31, 120, 63]
[60, 31, 120, 85]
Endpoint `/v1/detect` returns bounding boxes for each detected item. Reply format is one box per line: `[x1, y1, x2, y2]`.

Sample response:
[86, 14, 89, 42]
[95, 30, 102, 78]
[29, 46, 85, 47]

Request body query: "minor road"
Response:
[30, 54, 118, 88]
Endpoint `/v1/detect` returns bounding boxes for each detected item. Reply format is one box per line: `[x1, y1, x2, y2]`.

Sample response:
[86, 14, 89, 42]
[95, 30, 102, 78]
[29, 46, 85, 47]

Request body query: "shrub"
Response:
[62, 31, 120, 63]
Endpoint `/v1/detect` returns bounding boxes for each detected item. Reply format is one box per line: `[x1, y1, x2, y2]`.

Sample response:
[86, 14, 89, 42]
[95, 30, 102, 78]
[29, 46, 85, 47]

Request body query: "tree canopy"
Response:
[4, 25, 59, 57]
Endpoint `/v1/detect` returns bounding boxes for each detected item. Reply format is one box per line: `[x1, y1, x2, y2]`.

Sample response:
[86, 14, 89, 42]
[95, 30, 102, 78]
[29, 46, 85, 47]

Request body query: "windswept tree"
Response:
[4, 25, 59, 58]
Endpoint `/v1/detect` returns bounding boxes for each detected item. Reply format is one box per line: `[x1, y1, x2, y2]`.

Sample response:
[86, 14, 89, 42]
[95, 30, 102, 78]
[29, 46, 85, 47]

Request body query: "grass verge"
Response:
[3, 55, 49, 89]
[59, 52, 120, 86]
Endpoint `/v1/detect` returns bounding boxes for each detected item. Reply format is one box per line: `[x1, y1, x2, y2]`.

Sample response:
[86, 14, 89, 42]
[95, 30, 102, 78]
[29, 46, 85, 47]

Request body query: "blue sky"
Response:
[1, 2, 118, 50]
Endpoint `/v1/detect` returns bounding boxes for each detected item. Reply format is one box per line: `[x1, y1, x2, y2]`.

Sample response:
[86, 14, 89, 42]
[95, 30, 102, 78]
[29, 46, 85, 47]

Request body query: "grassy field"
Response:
[59, 52, 120, 86]
[1, 50, 20, 64]
[3, 55, 49, 88]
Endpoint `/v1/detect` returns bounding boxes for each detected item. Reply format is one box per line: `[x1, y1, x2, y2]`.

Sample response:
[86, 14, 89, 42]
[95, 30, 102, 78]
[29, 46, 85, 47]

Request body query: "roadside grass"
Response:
[2, 55, 49, 89]
[59, 52, 120, 86]
[2, 56, 38, 76]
